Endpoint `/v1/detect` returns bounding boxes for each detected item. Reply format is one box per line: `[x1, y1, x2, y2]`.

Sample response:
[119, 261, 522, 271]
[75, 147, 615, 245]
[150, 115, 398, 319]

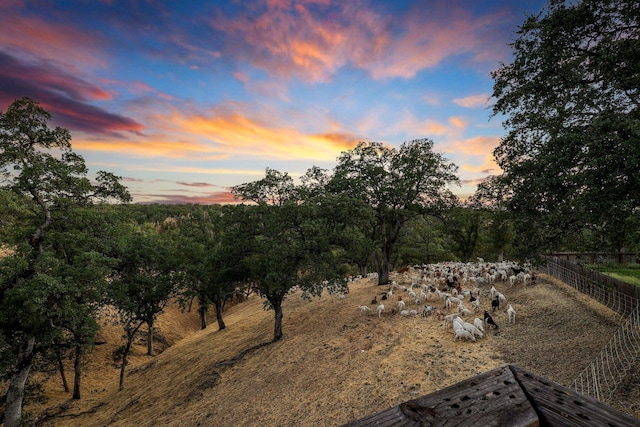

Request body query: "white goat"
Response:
[463, 322, 484, 338]
[507, 304, 516, 323]
[454, 328, 476, 342]
[473, 317, 485, 333]
[358, 305, 371, 313]
[377, 303, 385, 317]
[397, 300, 406, 310]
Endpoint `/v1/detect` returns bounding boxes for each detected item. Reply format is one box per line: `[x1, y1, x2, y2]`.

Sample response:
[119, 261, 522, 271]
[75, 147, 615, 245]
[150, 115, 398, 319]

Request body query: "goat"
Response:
[358, 305, 371, 313]
[397, 300, 406, 310]
[473, 317, 485, 333]
[463, 321, 484, 338]
[491, 296, 500, 312]
[507, 304, 516, 323]
[454, 328, 476, 342]
[484, 310, 498, 329]
[371, 296, 377, 305]
[422, 305, 434, 317]
[377, 303, 385, 317]
[444, 313, 459, 327]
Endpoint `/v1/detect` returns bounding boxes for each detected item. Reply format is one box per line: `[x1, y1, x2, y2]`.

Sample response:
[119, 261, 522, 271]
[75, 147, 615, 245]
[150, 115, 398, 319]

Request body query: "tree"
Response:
[174, 205, 248, 331]
[232, 168, 344, 342]
[108, 224, 176, 390]
[299, 166, 376, 277]
[470, 176, 515, 262]
[0, 97, 130, 427]
[330, 140, 459, 285]
[444, 205, 482, 262]
[490, 0, 640, 255]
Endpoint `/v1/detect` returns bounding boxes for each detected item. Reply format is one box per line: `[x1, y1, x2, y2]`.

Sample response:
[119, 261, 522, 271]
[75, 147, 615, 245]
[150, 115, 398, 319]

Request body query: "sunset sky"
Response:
[1, 0, 547, 204]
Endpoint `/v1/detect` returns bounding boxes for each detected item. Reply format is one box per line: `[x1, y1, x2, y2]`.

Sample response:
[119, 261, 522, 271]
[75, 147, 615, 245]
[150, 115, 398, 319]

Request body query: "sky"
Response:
[0, 0, 548, 204]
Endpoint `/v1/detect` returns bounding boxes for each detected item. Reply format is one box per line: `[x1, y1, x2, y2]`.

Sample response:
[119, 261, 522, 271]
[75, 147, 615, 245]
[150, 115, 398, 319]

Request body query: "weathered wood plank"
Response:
[343, 365, 539, 427]
[511, 366, 639, 427]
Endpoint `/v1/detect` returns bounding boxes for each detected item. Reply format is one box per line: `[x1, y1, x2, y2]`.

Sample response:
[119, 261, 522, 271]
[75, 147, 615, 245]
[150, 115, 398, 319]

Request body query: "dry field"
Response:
[17, 273, 640, 426]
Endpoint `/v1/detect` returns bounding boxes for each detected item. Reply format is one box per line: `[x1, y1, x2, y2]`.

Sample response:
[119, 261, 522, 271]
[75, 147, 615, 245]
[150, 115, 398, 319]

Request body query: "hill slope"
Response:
[34, 274, 640, 426]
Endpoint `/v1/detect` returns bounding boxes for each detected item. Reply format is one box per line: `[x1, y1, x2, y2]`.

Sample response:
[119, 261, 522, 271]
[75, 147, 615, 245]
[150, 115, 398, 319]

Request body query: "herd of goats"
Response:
[351, 260, 534, 342]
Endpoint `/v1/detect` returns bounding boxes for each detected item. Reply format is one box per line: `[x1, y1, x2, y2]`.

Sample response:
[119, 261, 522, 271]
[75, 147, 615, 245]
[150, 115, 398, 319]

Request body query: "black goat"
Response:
[484, 310, 499, 329]
[491, 295, 500, 312]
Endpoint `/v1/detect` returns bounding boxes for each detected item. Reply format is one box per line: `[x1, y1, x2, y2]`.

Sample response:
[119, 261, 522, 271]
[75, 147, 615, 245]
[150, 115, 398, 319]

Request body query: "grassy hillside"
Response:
[23, 274, 640, 426]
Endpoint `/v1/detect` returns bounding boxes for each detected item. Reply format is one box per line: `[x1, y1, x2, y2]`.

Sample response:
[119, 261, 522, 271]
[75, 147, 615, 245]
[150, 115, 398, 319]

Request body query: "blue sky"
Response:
[0, 0, 548, 203]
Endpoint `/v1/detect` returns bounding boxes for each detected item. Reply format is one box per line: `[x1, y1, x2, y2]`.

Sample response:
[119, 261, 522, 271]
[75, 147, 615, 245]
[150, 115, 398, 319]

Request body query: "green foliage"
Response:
[233, 168, 347, 341]
[172, 204, 248, 330]
[0, 97, 130, 423]
[329, 140, 459, 283]
[490, 0, 640, 254]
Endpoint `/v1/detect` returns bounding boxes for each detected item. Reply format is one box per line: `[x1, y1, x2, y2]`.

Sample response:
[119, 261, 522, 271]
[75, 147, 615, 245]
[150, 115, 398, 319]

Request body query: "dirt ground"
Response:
[16, 272, 640, 426]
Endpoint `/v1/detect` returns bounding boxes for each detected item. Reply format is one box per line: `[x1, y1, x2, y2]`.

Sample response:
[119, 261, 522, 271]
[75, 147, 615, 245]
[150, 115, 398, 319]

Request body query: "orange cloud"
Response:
[170, 109, 359, 161]
[76, 105, 360, 165]
[449, 117, 468, 130]
[453, 93, 491, 109]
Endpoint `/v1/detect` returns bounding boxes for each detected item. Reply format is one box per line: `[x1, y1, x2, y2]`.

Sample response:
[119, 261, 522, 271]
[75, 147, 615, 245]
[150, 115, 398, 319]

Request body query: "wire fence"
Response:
[544, 257, 639, 317]
[544, 257, 640, 402]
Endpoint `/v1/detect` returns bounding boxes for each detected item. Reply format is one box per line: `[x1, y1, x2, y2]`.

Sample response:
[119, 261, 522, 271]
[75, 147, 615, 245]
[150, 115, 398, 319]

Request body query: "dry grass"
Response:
[21, 274, 640, 426]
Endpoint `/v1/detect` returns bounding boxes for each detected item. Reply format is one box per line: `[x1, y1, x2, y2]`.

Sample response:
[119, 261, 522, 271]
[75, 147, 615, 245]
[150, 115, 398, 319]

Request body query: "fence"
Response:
[544, 257, 640, 317]
[544, 257, 640, 403]
[573, 305, 640, 401]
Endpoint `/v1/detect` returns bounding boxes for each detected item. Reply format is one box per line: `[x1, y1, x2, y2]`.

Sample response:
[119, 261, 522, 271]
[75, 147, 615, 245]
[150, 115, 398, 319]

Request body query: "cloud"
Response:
[209, 0, 514, 83]
[0, 8, 108, 69]
[0, 51, 143, 136]
[453, 93, 491, 109]
[165, 106, 360, 161]
[175, 181, 218, 188]
[136, 191, 239, 205]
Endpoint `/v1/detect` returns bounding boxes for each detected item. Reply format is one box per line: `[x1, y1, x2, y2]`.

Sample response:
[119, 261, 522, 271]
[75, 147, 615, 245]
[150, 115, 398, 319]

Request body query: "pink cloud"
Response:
[175, 182, 217, 188]
[136, 191, 239, 205]
[210, 1, 513, 82]
[0, 9, 107, 70]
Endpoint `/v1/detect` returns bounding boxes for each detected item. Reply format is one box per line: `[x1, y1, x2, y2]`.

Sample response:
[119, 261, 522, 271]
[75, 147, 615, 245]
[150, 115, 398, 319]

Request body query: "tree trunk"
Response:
[374, 252, 387, 285]
[358, 262, 368, 277]
[213, 299, 226, 331]
[55, 348, 70, 393]
[4, 336, 35, 427]
[72, 345, 82, 399]
[147, 321, 154, 356]
[199, 302, 207, 329]
[498, 248, 504, 262]
[119, 336, 133, 391]
[272, 299, 284, 342]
